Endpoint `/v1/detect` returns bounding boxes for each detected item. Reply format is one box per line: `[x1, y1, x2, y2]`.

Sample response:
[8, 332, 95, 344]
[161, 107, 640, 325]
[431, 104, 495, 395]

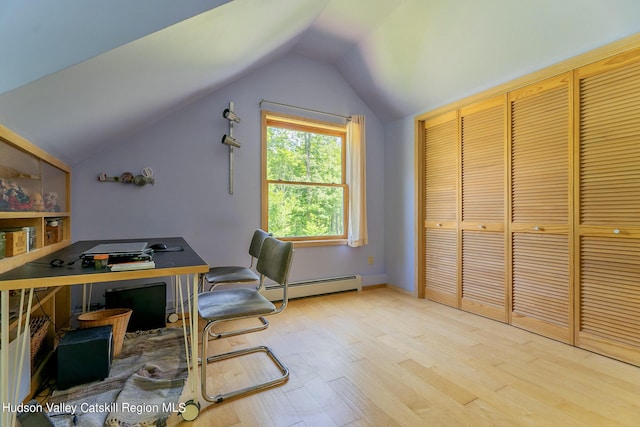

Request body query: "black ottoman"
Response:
[56, 325, 113, 389]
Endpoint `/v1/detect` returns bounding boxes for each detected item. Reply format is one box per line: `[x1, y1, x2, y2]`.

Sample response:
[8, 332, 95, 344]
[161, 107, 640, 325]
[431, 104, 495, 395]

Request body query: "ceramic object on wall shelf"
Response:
[98, 168, 154, 186]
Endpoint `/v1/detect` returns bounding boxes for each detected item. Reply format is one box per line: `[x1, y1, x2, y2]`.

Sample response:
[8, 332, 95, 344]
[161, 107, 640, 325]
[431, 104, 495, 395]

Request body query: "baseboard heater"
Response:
[261, 274, 362, 301]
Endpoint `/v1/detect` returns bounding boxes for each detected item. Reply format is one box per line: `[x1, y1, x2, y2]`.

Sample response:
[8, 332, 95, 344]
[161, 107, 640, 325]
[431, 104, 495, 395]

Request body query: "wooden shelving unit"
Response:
[0, 124, 71, 275]
[0, 124, 72, 400]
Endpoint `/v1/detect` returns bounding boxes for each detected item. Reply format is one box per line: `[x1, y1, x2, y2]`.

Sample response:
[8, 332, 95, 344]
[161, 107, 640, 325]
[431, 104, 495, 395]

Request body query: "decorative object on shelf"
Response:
[98, 167, 154, 186]
[1, 228, 27, 256]
[45, 218, 64, 245]
[43, 192, 60, 212]
[221, 101, 241, 194]
[0, 186, 59, 212]
[0, 183, 61, 212]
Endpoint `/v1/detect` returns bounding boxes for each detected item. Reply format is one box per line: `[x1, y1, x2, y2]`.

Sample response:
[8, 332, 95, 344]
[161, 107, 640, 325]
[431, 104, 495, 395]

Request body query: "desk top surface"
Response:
[0, 237, 208, 290]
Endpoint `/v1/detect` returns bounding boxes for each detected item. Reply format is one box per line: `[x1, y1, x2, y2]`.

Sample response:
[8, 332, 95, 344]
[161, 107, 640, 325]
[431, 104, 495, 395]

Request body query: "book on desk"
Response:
[108, 260, 156, 271]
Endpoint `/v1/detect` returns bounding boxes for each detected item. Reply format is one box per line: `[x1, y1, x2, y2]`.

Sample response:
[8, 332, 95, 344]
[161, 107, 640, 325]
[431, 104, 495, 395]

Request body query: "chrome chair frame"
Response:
[198, 236, 294, 405]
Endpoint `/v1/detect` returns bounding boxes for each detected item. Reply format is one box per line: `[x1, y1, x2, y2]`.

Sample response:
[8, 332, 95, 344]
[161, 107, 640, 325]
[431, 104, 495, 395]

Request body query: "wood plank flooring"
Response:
[171, 287, 640, 427]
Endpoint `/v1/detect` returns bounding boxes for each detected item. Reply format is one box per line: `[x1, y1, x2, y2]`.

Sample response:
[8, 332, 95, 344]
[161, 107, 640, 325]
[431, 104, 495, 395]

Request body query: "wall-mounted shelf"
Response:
[98, 168, 154, 186]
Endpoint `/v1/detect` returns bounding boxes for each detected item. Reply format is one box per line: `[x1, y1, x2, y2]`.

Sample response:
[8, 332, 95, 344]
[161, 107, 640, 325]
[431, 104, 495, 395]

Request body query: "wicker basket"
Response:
[30, 316, 50, 368]
[77, 308, 132, 357]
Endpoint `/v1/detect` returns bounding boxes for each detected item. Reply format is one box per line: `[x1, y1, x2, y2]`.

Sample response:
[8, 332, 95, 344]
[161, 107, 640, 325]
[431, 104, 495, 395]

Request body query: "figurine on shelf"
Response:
[31, 192, 45, 211]
[44, 192, 60, 212]
[7, 180, 32, 211]
[120, 172, 134, 184]
[0, 179, 9, 211]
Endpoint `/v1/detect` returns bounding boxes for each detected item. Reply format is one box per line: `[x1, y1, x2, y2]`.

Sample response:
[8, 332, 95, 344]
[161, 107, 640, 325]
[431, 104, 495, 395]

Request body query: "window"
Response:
[262, 111, 348, 244]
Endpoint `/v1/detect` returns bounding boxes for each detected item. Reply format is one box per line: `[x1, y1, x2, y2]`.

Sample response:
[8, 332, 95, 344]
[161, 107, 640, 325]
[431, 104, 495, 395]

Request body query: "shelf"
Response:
[6, 287, 60, 329]
[0, 212, 70, 219]
[0, 240, 71, 276]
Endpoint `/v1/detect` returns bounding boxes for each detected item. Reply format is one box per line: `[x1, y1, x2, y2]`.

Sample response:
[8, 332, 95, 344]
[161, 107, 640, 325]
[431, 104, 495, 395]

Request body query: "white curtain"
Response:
[346, 115, 368, 247]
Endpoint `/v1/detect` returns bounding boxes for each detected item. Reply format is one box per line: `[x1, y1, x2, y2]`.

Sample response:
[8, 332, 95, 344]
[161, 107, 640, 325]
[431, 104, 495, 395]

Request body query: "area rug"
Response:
[47, 327, 188, 427]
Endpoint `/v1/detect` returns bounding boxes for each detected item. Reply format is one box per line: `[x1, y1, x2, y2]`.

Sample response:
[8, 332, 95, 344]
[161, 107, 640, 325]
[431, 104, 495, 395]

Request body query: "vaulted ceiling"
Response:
[1, 0, 639, 165]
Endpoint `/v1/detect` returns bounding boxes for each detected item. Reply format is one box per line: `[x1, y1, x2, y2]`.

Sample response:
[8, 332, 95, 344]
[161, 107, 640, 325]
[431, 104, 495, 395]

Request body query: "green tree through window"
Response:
[262, 112, 347, 241]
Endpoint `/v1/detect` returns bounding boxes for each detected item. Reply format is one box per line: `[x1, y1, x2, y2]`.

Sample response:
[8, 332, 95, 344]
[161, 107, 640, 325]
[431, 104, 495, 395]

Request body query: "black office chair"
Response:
[197, 236, 294, 405]
[204, 229, 271, 291]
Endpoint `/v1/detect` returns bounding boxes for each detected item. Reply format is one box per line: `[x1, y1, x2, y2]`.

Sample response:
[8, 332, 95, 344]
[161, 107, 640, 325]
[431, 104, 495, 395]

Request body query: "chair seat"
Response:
[205, 266, 259, 284]
[198, 288, 275, 321]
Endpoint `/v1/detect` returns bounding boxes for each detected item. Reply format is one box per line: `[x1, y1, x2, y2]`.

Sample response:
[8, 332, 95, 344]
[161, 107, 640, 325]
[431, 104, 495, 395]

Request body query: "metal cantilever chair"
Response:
[198, 236, 294, 405]
[204, 229, 271, 291]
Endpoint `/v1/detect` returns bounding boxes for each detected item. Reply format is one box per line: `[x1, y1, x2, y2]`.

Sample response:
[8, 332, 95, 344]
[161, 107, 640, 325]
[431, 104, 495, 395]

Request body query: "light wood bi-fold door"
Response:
[575, 48, 640, 365]
[460, 96, 507, 322]
[509, 73, 573, 343]
[424, 111, 458, 307]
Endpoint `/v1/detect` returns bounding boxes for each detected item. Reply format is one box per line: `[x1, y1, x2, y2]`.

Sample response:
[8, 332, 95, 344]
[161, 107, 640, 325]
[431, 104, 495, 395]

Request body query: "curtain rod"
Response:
[259, 99, 351, 121]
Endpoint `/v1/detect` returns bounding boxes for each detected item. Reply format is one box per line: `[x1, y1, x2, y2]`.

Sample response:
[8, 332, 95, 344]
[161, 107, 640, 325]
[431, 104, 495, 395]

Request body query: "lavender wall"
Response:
[383, 118, 415, 294]
[71, 52, 386, 305]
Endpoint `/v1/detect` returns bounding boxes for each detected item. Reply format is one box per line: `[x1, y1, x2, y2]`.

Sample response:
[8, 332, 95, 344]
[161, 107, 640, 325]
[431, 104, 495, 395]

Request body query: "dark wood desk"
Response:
[0, 237, 209, 425]
[0, 237, 208, 289]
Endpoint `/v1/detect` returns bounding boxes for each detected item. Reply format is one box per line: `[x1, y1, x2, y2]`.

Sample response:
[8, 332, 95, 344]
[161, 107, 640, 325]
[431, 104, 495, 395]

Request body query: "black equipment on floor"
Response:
[56, 325, 113, 390]
[105, 282, 167, 332]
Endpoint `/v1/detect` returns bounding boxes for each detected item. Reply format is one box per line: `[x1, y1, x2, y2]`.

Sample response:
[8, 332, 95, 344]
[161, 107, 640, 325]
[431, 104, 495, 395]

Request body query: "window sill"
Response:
[286, 239, 348, 248]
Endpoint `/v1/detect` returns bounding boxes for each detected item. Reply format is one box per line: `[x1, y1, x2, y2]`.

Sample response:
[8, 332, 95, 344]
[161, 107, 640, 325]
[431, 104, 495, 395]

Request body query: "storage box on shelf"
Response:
[0, 124, 72, 401]
[2, 229, 27, 256]
[45, 218, 64, 246]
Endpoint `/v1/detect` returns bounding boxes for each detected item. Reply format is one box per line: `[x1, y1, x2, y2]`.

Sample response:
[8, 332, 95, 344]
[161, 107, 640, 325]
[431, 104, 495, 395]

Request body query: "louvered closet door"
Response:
[424, 111, 458, 306]
[509, 73, 572, 343]
[576, 48, 640, 365]
[460, 96, 507, 321]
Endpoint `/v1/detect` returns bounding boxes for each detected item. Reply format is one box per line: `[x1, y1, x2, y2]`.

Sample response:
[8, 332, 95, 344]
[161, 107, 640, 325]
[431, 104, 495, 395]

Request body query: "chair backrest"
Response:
[256, 237, 294, 286]
[248, 229, 272, 259]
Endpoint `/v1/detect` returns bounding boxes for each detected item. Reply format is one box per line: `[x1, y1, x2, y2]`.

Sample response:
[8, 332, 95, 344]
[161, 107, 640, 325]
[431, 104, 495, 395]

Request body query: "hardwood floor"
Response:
[172, 287, 640, 427]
